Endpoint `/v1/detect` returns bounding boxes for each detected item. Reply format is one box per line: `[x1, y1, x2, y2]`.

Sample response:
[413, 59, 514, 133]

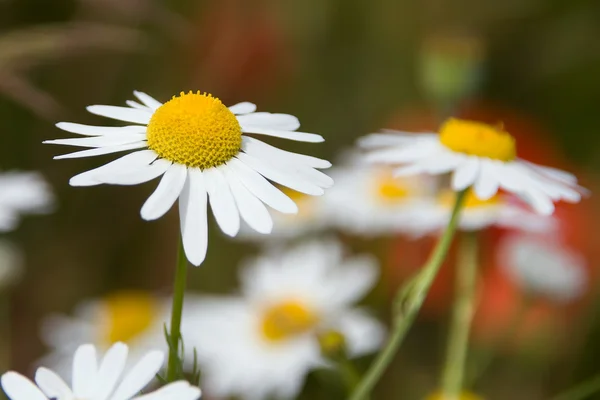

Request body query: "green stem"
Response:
[337, 358, 362, 394]
[441, 231, 478, 398]
[349, 189, 468, 400]
[551, 374, 600, 400]
[166, 237, 188, 382]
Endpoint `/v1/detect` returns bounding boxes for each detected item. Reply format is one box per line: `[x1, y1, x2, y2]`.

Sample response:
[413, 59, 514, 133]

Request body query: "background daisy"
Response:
[0, 172, 54, 232]
[185, 239, 385, 400]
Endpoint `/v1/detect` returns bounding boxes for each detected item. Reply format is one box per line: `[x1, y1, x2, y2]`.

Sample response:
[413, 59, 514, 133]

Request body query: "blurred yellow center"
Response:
[261, 300, 318, 342]
[146, 91, 242, 169]
[102, 291, 156, 344]
[375, 173, 410, 203]
[281, 187, 315, 219]
[425, 391, 484, 400]
[438, 189, 500, 209]
[439, 118, 516, 161]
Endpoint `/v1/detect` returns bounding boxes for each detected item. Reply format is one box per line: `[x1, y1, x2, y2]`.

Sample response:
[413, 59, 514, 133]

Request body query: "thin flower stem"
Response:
[441, 231, 479, 398]
[337, 358, 362, 394]
[551, 374, 600, 400]
[167, 236, 188, 382]
[349, 189, 468, 400]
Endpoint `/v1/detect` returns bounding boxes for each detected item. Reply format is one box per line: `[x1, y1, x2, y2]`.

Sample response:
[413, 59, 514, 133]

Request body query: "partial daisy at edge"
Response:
[359, 118, 589, 215]
[1, 342, 201, 400]
[45, 90, 333, 266]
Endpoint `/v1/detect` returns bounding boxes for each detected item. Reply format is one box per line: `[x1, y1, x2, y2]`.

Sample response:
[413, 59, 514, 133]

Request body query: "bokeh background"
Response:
[1, 0, 600, 399]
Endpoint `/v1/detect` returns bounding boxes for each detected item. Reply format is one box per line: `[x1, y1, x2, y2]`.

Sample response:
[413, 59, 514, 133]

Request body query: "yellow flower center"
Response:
[439, 118, 516, 161]
[438, 189, 500, 209]
[146, 91, 242, 169]
[101, 291, 157, 344]
[374, 172, 410, 203]
[425, 391, 484, 400]
[261, 300, 319, 342]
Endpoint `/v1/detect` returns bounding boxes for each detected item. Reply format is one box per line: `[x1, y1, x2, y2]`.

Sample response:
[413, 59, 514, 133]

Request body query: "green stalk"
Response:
[551, 374, 600, 400]
[166, 236, 188, 382]
[441, 231, 478, 398]
[349, 189, 468, 400]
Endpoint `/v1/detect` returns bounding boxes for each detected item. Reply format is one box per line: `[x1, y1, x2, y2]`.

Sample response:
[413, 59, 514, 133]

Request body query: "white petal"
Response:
[87, 105, 152, 125]
[1, 372, 48, 400]
[294, 165, 334, 188]
[141, 164, 187, 220]
[126, 100, 147, 110]
[134, 91, 163, 110]
[111, 351, 164, 400]
[518, 188, 555, 216]
[98, 159, 171, 186]
[178, 170, 209, 266]
[241, 126, 324, 143]
[34, 368, 73, 399]
[236, 152, 324, 195]
[520, 160, 578, 184]
[242, 136, 331, 169]
[473, 161, 500, 200]
[358, 132, 435, 148]
[72, 344, 97, 398]
[94, 342, 129, 400]
[228, 102, 257, 115]
[44, 133, 146, 148]
[69, 150, 158, 186]
[451, 157, 480, 191]
[227, 158, 298, 214]
[237, 112, 300, 131]
[337, 309, 386, 357]
[55, 123, 146, 137]
[203, 167, 240, 237]
[365, 140, 438, 164]
[134, 381, 201, 400]
[54, 142, 147, 159]
[221, 165, 273, 234]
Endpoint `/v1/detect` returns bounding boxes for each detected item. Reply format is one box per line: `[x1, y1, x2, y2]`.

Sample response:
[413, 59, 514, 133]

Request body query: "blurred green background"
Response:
[1, 0, 600, 399]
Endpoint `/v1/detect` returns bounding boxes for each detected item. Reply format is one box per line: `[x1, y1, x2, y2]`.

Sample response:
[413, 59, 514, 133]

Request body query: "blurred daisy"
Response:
[411, 190, 555, 235]
[324, 163, 436, 236]
[186, 240, 385, 400]
[360, 118, 587, 215]
[1, 342, 201, 400]
[498, 233, 586, 302]
[0, 171, 54, 231]
[45, 91, 332, 265]
[39, 291, 174, 379]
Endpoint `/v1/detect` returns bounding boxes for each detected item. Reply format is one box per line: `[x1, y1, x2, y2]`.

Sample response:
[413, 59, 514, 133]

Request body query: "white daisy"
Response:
[409, 190, 556, 235]
[38, 291, 176, 380]
[359, 118, 587, 215]
[0, 171, 54, 231]
[1, 342, 201, 400]
[185, 239, 385, 400]
[498, 233, 587, 302]
[45, 91, 332, 265]
[323, 162, 437, 237]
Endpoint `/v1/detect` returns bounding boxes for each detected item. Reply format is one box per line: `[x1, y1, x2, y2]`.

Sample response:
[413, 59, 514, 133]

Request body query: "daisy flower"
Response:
[186, 239, 385, 400]
[38, 291, 177, 379]
[0, 171, 54, 231]
[1, 342, 201, 400]
[323, 162, 437, 237]
[498, 233, 586, 302]
[410, 190, 555, 235]
[359, 118, 587, 215]
[45, 91, 332, 265]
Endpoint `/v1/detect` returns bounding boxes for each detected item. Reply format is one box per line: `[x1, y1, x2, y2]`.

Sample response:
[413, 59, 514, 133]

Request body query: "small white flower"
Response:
[359, 118, 587, 215]
[1, 342, 201, 400]
[0, 171, 54, 231]
[186, 240, 385, 400]
[38, 291, 173, 380]
[498, 233, 587, 302]
[323, 162, 437, 237]
[409, 190, 555, 235]
[45, 91, 332, 266]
